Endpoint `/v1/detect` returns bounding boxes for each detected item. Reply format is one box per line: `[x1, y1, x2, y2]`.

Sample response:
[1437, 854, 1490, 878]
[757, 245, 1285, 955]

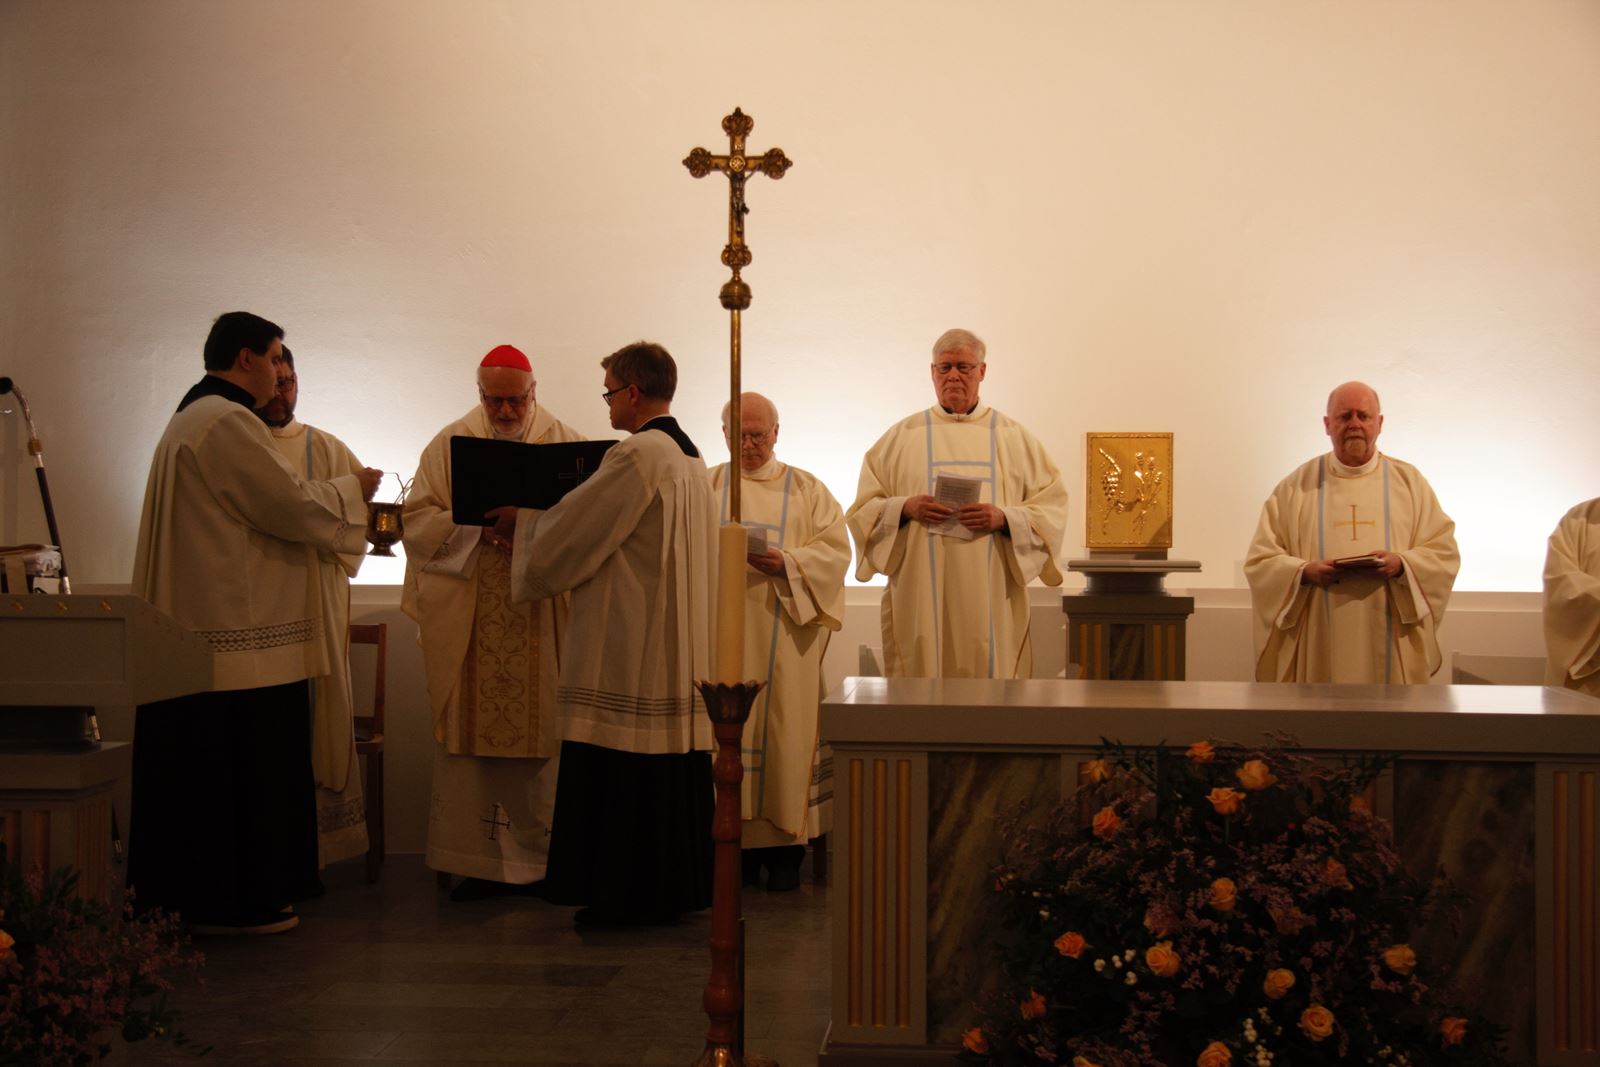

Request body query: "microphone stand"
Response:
[0, 377, 71, 594]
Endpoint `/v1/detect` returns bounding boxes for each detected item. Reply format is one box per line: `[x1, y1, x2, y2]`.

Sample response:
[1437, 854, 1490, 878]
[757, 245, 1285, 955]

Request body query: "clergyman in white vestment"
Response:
[258, 346, 368, 868]
[130, 312, 379, 935]
[1245, 381, 1459, 683]
[709, 393, 849, 892]
[1543, 498, 1600, 696]
[495, 341, 716, 926]
[846, 328, 1068, 679]
[402, 345, 584, 900]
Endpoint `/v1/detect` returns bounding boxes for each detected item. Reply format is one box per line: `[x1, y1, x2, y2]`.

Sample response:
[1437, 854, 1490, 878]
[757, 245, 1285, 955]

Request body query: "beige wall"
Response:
[4, 1, 1600, 593]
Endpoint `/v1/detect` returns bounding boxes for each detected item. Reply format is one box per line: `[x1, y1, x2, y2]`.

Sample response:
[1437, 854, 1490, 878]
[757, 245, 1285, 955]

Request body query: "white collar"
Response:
[1327, 450, 1381, 477]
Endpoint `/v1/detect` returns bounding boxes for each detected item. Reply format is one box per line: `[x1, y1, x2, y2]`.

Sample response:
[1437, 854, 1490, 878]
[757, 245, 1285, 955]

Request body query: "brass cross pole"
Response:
[683, 107, 792, 524]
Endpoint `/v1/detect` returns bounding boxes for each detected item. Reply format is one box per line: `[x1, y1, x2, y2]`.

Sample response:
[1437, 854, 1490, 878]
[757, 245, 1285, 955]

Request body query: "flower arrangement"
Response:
[961, 738, 1508, 1067]
[0, 857, 206, 1066]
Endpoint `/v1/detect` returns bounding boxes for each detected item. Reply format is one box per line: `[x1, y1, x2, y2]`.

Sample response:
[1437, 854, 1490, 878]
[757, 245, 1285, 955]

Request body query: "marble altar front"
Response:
[817, 678, 1600, 1066]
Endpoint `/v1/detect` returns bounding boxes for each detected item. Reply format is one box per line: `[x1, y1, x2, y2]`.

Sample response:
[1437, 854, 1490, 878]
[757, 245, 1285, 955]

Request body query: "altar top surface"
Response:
[821, 677, 1600, 757]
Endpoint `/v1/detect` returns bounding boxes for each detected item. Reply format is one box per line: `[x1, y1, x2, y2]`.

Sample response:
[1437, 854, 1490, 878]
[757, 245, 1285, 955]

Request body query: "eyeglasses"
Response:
[737, 430, 773, 444]
[479, 390, 532, 410]
[601, 384, 631, 402]
[932, 362, 980, 376]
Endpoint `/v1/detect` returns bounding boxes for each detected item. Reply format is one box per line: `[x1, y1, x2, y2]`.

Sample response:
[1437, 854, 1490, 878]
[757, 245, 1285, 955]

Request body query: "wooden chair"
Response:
[348, 623, 387, 883]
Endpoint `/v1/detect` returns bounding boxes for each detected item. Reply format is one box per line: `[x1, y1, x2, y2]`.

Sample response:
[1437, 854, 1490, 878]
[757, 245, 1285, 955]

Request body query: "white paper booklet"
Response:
[931, 473, 983, 541]
[746, 526, 771, 556]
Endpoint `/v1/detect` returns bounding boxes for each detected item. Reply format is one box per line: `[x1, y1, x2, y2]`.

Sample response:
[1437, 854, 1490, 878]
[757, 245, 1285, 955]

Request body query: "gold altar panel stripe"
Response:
[897, 759, 911, 1028]
[848, 758, 862, 1026]
[1166, 623, 1177, 678]
[1555, 771, 1571, 1051]
[1092, 624, 1103, 677]
[872, 759, 887, 1027]
[1582, 772, 1596, 1052]
[1076, 624, 1088, 680]
[1151, 624, 1161, 681]
[29, 810, 49, 871]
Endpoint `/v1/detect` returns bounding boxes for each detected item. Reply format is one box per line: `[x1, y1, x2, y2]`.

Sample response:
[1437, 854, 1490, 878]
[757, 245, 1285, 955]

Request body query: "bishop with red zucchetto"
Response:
[401, 344, 585, 900]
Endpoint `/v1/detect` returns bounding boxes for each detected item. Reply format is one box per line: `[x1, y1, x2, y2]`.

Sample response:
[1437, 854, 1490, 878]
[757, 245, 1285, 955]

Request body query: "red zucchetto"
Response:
[479, 344, 532, 372]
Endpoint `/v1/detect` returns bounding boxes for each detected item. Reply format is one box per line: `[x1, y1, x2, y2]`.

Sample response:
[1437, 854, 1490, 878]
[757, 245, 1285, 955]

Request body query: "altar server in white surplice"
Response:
[1246, 381, 1459, 684]
[130, 311, 380, 936]
[402, 344, 584, 901]
[493, 341, 716, 926]
[846, 328, 1068, 679]
[257, 346, 368, 868]
[1543, 498, 1600, 697]
[709, 393, 848, 892]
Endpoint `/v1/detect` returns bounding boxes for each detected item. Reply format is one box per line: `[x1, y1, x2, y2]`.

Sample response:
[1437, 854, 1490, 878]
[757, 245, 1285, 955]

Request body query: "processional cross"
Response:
[1333, 504, 1376, 542]
[683, 108, 790, 1067]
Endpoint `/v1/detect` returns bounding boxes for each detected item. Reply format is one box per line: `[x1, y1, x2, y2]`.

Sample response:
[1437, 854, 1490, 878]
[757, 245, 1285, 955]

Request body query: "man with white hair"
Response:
[709, 392, 849, 891]
[846, 328, 1068, 678]
[1542, 498, 1600, 697]
[402, 345, 584, 900]
[1245, 381, 1459, 683]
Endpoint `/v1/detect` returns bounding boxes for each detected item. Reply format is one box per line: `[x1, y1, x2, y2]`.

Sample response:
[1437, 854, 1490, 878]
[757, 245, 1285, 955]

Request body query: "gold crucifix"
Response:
[683, 108, 792, 523]
[1332, 504, 1376, 541]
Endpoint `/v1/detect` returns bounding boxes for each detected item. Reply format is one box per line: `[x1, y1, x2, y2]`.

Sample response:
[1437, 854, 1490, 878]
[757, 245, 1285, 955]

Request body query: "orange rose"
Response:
[1320, 858, 1352, 889]
[1236, 759, 1278, 791]
[1092, 806, 1123, 840]
[1382, 943, 1417, 976]
[1186, 741, 1216, 763]
[1208, 878, 1237, 913]
[1072, 1058, 1104, 1067]
[1207, 787, 1244, 815]
[1020, 989, 1046, 1020]
[1439, 1016, 1468, 1046]
[1196, 1041, 1232, 1067]
[1145, 940, 1181, 977]
[0, 929, 12, 962]
[1054, 931, 1089, 958]
[1083, 758, 1114, 783]
[963, 1027, 989, 1054]
[1262, 968, 1296, 1000]
[1349, 794, 1371, 815]
[1299, 1004, 1335, 1041]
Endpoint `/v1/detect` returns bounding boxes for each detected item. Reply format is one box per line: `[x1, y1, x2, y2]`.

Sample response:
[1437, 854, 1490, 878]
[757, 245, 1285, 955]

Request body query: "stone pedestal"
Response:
[1063, 557, 1200, 680]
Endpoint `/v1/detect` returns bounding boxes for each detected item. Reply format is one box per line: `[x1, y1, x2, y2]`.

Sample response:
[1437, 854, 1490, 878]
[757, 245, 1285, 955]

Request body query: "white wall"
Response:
[4, 1, 1600, 592]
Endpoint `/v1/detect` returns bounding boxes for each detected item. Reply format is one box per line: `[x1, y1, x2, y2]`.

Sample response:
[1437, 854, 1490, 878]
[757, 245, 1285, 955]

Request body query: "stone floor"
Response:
[120, 855, 831, 1066]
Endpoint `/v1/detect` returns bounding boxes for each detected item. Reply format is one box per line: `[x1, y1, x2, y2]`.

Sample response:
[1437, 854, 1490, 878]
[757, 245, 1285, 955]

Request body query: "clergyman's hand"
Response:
[1301, 560, 1341, 587]
[748, 548, 786, 576]
[357, 468, 384, 502]
[903, 495, 954, 526]
[483, 506, 518, 556]
[957, 503, 1008, 534]
[1374, 550, 1405, 578]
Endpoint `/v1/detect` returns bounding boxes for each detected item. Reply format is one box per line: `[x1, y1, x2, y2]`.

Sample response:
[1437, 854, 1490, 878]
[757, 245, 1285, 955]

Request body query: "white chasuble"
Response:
[270, 419, 368, 867]
[846, 405, 1067, 679]
[1245, 453, 1458, 684]
[1543, 498, 1600, 696]
[710, 460, 849, 847]
[134, 395, 368, 691]
[510, 418, 716, 756]
[402, 404, 583, 881]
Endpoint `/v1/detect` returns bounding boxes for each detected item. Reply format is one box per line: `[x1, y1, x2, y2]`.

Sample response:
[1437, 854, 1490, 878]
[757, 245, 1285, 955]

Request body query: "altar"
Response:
[817, 678, 1600, 1066]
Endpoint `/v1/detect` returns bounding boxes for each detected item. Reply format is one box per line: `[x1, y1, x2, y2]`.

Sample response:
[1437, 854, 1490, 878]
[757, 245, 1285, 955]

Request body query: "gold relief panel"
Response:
[1085, 432, 1174, 550]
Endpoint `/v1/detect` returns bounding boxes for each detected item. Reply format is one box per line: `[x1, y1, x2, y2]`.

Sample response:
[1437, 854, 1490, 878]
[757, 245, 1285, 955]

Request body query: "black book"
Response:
[449, 437, 617, 525]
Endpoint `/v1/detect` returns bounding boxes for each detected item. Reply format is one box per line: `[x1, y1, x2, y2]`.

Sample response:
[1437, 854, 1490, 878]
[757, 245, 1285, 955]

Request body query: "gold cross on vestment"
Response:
[480, 803, 511, 840]
[1332, 504, 1376, 542]
[683, 108, 792, 312]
